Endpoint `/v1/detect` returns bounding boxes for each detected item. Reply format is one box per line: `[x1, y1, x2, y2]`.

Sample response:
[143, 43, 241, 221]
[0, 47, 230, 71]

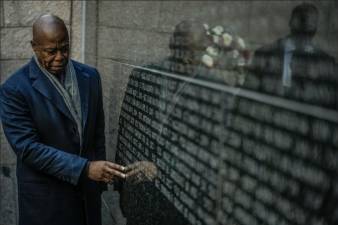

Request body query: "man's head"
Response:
[289, 3, 319, 38]
[31, 14, 69, 75]
[170, 20, 207, 64]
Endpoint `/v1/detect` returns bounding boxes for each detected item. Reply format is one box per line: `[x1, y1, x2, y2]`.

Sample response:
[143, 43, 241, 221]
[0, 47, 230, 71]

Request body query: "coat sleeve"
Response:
[0, 84, 88, 186]
[93, 70, 108, 191]
[93, 70, 106, 161]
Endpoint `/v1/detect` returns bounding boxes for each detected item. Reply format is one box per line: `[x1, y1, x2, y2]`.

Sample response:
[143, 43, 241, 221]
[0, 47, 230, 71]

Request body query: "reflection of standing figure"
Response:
[162, 20, 208, 75]
[251, 3, 337, 109]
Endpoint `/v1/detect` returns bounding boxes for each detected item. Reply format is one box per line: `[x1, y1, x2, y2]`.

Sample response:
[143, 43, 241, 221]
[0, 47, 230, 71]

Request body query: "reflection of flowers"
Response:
[206, 46, 218, 56]
[201, 24, 251, 70]
[222, 33, 233, 47]
[212, 25, 224, 35]
[167, 20, 251, 85]
[201, 54, 214, 67]
[236, 37, 246, 50]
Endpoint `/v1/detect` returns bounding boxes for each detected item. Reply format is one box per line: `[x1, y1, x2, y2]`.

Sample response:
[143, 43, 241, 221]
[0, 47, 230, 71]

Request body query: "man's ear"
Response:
[31, 40, 35, 49]
[31, 41, 38, 53]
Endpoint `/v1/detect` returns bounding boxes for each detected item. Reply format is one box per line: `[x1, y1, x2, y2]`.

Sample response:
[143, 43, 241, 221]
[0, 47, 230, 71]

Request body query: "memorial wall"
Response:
[115, 55, 338, 225]
[108, 2, 338, 225]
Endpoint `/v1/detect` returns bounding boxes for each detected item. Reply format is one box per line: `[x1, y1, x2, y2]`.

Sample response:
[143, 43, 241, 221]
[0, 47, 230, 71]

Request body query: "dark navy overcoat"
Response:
[0, 58, 106, 225]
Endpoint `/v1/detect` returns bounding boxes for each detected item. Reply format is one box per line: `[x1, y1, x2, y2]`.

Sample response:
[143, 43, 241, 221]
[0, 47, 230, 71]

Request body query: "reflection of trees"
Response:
[125, 161, 158, 184]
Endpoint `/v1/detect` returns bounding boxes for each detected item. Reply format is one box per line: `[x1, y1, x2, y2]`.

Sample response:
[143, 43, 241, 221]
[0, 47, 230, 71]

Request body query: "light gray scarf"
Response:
[34, 56, 83, 154]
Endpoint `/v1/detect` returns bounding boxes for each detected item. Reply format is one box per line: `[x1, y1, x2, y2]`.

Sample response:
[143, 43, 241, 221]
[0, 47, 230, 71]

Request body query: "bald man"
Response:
[0, 14, 125, 225]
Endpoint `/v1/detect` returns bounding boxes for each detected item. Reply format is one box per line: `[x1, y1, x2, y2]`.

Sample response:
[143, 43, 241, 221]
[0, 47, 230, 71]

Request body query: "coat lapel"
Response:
[73, 61, 90, 130]
[29, 59, 75, 123]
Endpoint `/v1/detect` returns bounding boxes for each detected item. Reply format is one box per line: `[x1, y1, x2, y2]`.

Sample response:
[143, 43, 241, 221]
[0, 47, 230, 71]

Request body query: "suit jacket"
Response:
[0, 58, 106, 225]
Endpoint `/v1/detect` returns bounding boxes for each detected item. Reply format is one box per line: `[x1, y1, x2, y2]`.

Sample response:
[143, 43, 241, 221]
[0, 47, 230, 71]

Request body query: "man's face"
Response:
[32, 26, 69, 75]
[290, 9, 318, 37]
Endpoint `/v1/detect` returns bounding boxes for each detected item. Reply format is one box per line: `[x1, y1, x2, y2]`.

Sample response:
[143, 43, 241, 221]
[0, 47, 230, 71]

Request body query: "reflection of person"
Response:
[164, 20, 251, 86]
[115, 21, 198, 221]
[0, 14, 125, 225]
[164, 20, 208, 75]
[251, 3, 337, 108]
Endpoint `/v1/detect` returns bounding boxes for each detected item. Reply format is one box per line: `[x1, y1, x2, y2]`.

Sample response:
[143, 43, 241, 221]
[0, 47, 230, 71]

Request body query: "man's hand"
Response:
[87, 161, 126, 183]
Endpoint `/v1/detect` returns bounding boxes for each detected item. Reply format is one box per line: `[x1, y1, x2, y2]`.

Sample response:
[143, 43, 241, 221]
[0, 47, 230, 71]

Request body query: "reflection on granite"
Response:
[115, 66, 225, 225]
[115, 64, 338, 225]
[250, 3, 337, 109]
[125, 161, 158, 184]
[114, 4, 338, 225]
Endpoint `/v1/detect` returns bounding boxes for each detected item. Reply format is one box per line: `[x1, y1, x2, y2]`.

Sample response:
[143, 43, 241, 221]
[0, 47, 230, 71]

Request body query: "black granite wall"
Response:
[114, 57, 338, 225]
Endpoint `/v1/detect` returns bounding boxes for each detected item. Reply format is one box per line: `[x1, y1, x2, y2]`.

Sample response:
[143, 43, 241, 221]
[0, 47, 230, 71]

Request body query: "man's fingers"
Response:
[103, 166, 115, 174]
[87, 161, 126, 182]
[106, 162, 126, 172]
[103, 166, 126, 179]
[110, 169, 126, 179]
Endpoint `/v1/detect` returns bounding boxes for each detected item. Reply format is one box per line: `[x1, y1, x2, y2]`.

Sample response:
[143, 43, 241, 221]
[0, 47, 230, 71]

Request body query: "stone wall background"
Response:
[0, 1, 337, 225]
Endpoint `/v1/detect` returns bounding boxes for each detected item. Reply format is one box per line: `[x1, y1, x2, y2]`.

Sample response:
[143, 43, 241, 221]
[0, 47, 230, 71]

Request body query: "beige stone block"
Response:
[3, 1, 70, 27]
[98, 26, 169, 65]
[99, 1, 161, 30]
[70, 0, 83, 62]
[97, 58, 131, 100]
[83, 1, 98, 67]
[214, 1, 252, 36]
[0, 0, 4, 27]
[158, 1, 221, 32]
[97, 59, 132, 157]
[0, 59, 28, 83]
[0, 131, 16, 165]
[0, 27, 33, 59]
[0, 165, 17, 225]
[84, 54, 97, 68]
